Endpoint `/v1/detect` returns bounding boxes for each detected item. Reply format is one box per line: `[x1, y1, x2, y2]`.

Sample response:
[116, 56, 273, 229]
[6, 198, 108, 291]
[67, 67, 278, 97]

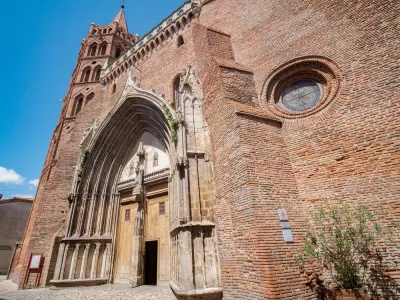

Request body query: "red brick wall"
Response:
[199, 0, 400, 298]
[12, 0, 400, 298]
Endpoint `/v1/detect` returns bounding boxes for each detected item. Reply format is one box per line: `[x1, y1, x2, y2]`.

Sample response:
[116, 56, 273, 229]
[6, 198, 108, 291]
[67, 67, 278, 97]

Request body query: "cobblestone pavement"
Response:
[1, 284, 178, 300]
[0, 276, 18, 295]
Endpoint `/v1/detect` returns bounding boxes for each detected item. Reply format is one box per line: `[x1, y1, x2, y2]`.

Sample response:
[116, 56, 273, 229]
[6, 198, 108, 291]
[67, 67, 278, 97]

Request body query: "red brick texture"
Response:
[12, 0, 400, 299]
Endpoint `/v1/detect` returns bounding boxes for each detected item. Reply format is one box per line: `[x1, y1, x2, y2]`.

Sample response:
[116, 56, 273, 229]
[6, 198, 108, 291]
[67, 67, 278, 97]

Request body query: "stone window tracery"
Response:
[280, 80, 322, 112]
[264, 56, 342, 119]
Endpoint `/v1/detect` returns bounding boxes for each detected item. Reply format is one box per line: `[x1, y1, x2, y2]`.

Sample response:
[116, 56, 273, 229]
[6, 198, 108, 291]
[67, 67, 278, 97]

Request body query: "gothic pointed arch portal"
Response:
[51, 69, 222, 299]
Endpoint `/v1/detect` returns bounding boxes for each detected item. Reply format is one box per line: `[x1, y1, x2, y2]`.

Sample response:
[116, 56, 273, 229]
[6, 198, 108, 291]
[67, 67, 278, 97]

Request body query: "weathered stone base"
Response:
[50, 278, 108, 287]
[170, 282, 223, 300]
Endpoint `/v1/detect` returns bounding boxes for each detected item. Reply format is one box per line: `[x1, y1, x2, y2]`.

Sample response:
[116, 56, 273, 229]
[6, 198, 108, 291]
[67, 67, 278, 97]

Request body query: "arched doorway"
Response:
[113, 131, 171, 286]
[52, 96, 173, 287]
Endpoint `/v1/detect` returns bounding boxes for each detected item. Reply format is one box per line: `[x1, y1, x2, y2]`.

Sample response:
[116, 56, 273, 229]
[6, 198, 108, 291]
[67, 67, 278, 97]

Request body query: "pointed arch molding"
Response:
[91, 71, 174, 152]
[52, 68, 222, 300]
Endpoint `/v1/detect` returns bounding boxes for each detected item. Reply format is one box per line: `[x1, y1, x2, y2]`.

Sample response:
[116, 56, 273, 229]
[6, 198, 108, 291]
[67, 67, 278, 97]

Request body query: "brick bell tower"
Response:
[67, 4, 139, 117]
[10, 5, 139, 288]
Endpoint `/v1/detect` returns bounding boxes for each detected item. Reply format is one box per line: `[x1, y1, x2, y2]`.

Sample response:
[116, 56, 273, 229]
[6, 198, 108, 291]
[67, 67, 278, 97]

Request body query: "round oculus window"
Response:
[281, 80, 322, 112]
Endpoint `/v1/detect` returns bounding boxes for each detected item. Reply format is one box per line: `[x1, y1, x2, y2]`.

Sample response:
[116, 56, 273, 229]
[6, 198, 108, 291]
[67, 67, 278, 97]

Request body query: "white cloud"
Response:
[0, 167, 24, 184]
[28, 179, 39, 188]
[12, 194, 34, 199]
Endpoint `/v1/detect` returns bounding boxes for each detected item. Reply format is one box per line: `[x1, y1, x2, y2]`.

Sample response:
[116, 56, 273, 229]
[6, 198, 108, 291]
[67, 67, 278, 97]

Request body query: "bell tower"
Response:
[66, 5, 138, 117]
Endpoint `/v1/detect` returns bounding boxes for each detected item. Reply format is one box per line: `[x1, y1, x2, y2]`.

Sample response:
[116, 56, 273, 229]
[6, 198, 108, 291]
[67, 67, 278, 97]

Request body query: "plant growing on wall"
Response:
[296, 202, 400, 300]
[163, 104, 183, 145]
[77, 148, 90, 181]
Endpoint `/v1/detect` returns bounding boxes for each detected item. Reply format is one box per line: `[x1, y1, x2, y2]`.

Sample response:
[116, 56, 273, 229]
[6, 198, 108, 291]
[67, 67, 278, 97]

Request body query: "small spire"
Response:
[113, 4, 128, 32]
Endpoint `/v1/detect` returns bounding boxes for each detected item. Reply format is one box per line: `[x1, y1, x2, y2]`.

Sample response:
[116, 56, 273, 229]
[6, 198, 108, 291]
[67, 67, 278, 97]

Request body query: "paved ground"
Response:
[0, 276, 18, 295]
[1, 284, 178, 300]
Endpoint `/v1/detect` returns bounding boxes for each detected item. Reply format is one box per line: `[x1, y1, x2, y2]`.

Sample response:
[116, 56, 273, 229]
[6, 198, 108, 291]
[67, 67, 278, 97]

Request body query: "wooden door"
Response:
[114, 202, 137, 284]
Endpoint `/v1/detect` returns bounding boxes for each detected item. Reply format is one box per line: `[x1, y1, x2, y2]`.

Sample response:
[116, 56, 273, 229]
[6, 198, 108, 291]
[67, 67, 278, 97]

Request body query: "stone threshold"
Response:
[50, 278, 108, 287]
[170, 282, 223, 300]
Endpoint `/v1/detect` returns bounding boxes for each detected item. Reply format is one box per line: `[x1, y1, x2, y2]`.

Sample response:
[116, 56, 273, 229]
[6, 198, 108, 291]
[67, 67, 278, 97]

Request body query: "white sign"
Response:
[280, 221, 291, 229]
[278, 209, 288, 221]
[282, 229, 294, 243]
[30, 255, 42, 269]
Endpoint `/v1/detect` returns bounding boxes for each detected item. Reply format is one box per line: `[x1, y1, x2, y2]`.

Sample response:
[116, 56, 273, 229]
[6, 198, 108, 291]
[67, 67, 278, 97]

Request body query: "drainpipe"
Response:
[7, 242, 21, 280]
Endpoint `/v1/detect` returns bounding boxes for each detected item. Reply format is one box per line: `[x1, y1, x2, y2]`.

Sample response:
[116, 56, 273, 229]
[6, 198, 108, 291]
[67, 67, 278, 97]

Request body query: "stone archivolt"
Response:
[50, 66, 222, 299]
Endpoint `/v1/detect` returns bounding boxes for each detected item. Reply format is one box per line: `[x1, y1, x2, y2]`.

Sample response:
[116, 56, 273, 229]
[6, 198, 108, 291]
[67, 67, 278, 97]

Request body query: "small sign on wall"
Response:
[23, 253, 43, 289]
[29, 254, 42, 269]
[278, 209, 289, 221]
[277, 209, 294, 243]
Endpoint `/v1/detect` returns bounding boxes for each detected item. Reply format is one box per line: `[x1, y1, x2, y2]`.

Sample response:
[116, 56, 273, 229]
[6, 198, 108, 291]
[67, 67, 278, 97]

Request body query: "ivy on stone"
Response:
[163, 104, 182, 145]
[77, 148, 90, 181]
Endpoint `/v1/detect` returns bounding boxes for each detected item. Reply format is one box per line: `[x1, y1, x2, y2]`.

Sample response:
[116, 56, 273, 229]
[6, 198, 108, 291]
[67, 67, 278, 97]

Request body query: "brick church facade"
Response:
[9, 0, 400, 299]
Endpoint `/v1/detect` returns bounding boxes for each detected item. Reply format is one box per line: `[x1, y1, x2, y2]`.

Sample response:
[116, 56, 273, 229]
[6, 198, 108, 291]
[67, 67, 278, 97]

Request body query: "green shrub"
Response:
[296, 202, 400, 299]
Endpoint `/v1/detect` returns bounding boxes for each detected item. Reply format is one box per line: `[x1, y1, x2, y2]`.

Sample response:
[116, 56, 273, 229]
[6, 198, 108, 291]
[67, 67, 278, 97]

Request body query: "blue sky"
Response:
[0, 0, 184, 198]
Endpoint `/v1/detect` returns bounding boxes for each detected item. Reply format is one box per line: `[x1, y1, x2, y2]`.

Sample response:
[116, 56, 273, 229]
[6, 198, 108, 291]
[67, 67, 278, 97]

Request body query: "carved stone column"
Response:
[178, 230, 194, 290]
[96, 194, 107, 235]
[59, 243, 70, 280]
[193, 230, 206, 289]
[53, 242, 66, 280]
[79, 243, 90, 279]
[129, 145, 146, 287]
[101, 243, 111, 278]
[90, 242, 101, 279]
[76, 193, 90, 236]
[68, 243, 81, 279]
[86, 194, 97, 235]
[129, 208, 144, 287]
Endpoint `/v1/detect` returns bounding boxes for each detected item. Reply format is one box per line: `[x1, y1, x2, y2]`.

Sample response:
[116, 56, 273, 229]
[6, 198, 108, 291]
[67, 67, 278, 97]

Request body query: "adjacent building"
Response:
[0, 197, 33, 276]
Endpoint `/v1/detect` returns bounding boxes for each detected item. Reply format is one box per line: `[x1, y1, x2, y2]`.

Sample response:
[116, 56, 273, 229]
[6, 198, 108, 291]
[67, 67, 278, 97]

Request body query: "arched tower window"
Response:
[99, 43, 107, 56]
[177, 36, 184, 47]
[92, 67, 101, 81]
[88, 44, 97, 57]
[74, 95, 84, 115]
[81, 67, 91, 83]
[115, 47, 122, 58]
[112, 83, 117, 94]
[182, 17, 187, 27]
